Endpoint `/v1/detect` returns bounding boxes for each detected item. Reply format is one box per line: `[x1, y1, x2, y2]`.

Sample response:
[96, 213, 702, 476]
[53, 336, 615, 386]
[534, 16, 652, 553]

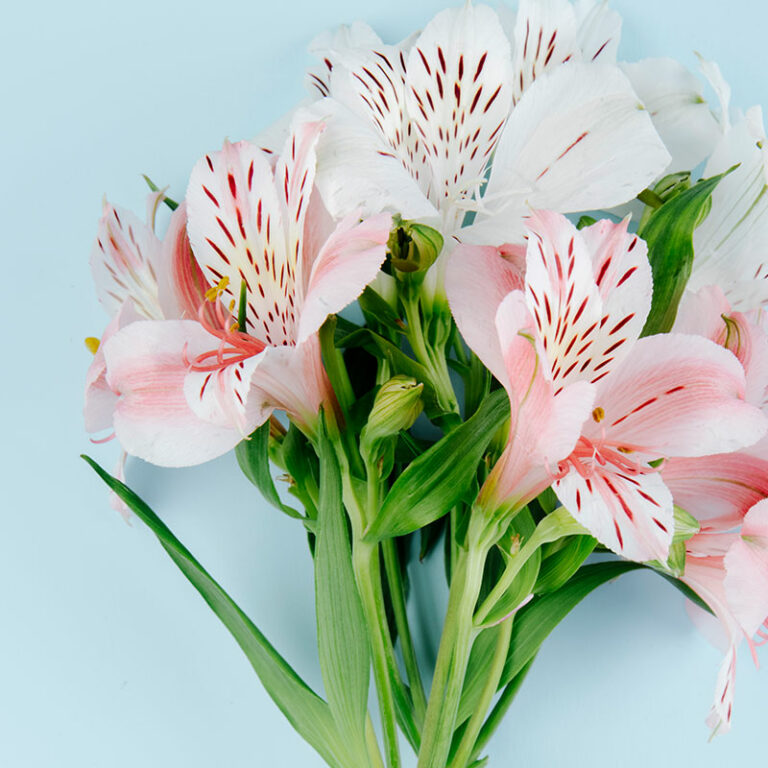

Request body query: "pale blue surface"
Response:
[1, 1, 765, 766]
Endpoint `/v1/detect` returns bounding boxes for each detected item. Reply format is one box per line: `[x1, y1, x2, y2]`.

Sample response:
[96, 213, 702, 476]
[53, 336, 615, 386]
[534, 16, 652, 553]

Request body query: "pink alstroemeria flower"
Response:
[85, 195, 211, 439]
[102, 117, 391, 467]
[447, 210, 768, 562]
[679, 499, 768, 735]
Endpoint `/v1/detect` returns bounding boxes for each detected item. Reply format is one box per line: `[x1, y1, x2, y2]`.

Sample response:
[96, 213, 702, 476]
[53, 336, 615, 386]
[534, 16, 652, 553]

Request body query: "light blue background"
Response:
[1, 1, 765, 765]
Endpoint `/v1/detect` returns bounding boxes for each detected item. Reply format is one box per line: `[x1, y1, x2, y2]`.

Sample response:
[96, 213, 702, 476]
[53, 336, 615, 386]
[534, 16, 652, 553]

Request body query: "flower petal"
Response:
[690, 107, 768, 309]
[621, 58, 721, 173]
[445, 243, 525, 385]
[587, 333, 768, 457]
[473, 63, 670, 244]
[404, 3, 512, 224]
[555, 463, 674, 562]
[90, 199, 164, 320]
[663, 452, 768, 531]
[297, 212, 391, 343]
[103, 320, 244, 467]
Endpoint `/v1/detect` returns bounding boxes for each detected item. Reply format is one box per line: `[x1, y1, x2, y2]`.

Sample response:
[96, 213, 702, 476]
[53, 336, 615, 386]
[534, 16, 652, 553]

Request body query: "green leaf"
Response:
[358, 286, 405, 334]
[364, 389, 510, 541]
[640, 169, 733, 336]
[235, 422, 302, 520]
[501, 561, 643, 687]
[314, 425, 371, 761]
[82, 455, 352, 768]
[535, 535, 597, 593]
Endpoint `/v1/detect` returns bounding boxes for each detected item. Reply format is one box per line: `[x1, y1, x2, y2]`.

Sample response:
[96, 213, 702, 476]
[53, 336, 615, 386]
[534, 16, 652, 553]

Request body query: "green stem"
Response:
[402, 295, 458, 416]
[355, 540, 402, 768]
[448, 618, 513, 768]
[417, 530, 490, 768]
[468, 656, 537, 764]
[382, 538, 427, 724]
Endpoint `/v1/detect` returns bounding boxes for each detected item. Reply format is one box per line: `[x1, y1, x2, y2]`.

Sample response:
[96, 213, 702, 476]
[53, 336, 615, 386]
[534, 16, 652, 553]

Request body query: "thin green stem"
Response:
[402, 295, 458, 416]
[355, 540, 402, 768]
[448, 617, 513, 768]
[417, 535, 490, 768]
[382, 538, 427, 724]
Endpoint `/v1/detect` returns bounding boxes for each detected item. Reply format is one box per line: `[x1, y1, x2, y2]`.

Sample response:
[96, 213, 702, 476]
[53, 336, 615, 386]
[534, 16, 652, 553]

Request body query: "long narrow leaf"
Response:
[82, 455, 350, 768]
[235, 422, 302, 519]
[315, 428, 371, 761]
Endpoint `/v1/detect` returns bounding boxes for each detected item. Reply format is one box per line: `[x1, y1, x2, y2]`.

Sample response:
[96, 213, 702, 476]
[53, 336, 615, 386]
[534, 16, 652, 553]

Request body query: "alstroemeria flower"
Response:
[681, 499, 768, 735]
[448, 210, 767, 562]
[102, 117, 391, 467]
[85, 194, 208, 437]
[309, 1, 670, 240]
[688, 107, 768, 310]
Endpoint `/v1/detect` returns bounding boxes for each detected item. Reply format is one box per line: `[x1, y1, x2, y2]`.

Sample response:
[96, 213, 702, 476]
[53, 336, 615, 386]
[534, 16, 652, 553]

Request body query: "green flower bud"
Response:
[388, 219, 444, 275]
[361, 376, 424, 464]
[653, 171, 692, 203]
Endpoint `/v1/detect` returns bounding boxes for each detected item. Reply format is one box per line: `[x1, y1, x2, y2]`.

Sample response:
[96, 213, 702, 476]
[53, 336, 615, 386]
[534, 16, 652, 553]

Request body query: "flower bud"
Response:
[361, 376, 424, 464]
[388, 220, 444, 275]
[653, 171, 692, 203]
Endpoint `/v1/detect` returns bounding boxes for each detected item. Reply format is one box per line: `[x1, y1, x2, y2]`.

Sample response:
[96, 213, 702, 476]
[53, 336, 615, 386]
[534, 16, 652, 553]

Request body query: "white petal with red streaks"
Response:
[103, 320, 244, 467]
[621, 58, 721, 173]
[404, 3, 512, 220]
[473, 63, 670, 243]
[555, 464, 674, 561]
[187, 139, 295, 346]
[523, 211, 606, 391]
[297, 212, 390, 343]
[311, 98, 438, 220]
[90, 200, 164, 320]
[588, 333, 768, 457]
[184, 353, 267, 437]
[446, 243, 525, 385]
[307, 21, 383, 97]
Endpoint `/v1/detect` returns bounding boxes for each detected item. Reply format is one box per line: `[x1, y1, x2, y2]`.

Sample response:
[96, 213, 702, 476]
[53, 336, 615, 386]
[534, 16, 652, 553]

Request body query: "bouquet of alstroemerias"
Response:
[82, 2, 768, 765]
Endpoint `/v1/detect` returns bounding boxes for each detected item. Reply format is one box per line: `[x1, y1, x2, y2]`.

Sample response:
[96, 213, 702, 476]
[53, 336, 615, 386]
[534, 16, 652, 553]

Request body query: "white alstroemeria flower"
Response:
[689, 106, 768, 310]
[309, 1, 670, 243]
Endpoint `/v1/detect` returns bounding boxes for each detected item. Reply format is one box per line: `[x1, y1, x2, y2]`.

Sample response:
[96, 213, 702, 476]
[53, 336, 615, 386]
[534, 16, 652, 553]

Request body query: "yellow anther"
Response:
[84, 336, 100, 354]
[592, 407, 605, 423]
[204, 276, 230, 302]
[228, 298, 236, 312]
[229, 322, 239, 333]
[617, 446, 633, 454]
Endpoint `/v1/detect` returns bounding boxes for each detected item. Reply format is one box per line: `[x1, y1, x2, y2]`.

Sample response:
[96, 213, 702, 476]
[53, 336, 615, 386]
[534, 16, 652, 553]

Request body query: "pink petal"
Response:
[297, 212, 391, 344]
[157, 202, 215, 323]
[103, 320, 246, 467]
[84, 301, 142, 434]
[480, 291, 593, 511]
[663, 453, 768, 531]
[250, 335, 332, 435]
[587, 333, 768, 457]
[445, 243, 525, 386]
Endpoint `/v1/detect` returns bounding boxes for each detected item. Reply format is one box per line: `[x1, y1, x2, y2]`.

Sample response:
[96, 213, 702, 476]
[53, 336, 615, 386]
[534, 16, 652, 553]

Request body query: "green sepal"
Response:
[363, 389, 510, 541]
[81, 455, 353, 768]
[235, 422, 303, 520]
[640, 168, 734, 336]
